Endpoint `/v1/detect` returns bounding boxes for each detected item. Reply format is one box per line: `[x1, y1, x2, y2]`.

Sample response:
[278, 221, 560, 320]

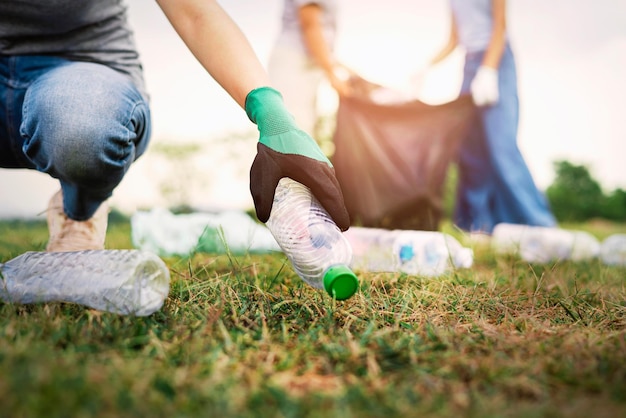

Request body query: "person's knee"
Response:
[24, 108, 133, 184]
[21, 63, 149, 186]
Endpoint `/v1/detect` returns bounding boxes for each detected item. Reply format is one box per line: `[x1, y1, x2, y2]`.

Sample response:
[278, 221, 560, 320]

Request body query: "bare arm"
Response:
[298, 4, 350, 96]
[480, 0, 507, 69]
[155, 0, 271, 108]
[299, 5, 335, 75]
[429, 12, 458, 65]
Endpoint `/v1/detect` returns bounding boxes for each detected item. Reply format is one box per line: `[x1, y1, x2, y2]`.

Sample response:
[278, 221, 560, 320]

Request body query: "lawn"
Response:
[0, 217, 625, 418]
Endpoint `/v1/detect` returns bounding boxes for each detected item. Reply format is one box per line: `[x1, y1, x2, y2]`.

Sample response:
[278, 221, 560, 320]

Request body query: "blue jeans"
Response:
[0, 56, 151, 220]
[454, 45, 556, 233]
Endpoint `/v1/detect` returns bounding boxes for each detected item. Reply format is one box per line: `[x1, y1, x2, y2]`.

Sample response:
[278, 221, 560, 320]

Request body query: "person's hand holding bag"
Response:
[245, 87, 350, 231]
[471, 66, 499, 106]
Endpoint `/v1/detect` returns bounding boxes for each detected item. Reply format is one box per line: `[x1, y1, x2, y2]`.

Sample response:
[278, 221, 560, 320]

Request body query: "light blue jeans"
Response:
[0, 56, 151, 220]
[454, 45, 556, 233]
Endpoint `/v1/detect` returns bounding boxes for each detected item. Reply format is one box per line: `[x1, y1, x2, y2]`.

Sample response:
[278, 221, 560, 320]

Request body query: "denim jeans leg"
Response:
[454, 51, 497, 232]
[20, 61, 151, 221]
[481, 48, 556, 228]
[454, 119, 496, 232]
[455, 46, 556, 233]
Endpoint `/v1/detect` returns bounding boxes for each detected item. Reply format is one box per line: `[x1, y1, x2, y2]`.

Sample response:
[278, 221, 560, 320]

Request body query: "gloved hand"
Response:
[245, 87, 350, 231]
[471, 66, 499, 106]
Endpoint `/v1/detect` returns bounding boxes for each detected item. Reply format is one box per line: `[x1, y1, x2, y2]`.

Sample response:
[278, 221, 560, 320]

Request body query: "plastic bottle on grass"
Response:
[0, 250, 170, 316]
[491, 223, 600, 263]
[131, 208, 280, 257]
[600, 234, 626, 266]
[343, 226, 473, 276]
[265, 177, 358, 300]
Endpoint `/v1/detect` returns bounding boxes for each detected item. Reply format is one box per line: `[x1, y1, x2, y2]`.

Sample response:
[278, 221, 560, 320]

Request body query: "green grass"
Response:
[1, 217, 625, 418]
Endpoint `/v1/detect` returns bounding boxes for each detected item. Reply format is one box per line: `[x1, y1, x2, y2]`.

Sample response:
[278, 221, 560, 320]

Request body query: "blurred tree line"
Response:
[545, 160, 626, 222]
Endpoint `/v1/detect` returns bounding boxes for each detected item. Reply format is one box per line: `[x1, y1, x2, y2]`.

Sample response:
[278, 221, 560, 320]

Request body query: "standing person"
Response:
[0, 0, 350, 252]
[427, 0, 556, 235]
[268, 0, 355, 137]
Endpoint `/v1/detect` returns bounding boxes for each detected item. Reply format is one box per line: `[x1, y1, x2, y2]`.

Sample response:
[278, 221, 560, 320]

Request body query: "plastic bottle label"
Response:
[398, 244, 415, 263]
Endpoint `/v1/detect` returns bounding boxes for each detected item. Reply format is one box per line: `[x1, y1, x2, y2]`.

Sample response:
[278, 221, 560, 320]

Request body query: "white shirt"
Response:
[450, 0, 496, 52]
[274, 0, 337, 54]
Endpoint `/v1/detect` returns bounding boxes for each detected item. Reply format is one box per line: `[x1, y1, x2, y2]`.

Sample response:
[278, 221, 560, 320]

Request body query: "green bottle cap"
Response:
[323, 264, 359, 300]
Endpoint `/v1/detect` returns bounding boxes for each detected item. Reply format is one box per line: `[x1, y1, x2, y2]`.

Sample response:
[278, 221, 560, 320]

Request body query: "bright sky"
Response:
[1, 0, 625, 218]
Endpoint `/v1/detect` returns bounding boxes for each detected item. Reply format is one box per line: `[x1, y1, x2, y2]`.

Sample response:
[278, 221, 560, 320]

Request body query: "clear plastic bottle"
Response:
[131, 208, 280, 256]
[343, 226, 473, 276]
[0, 249, 170, 316]
[491, 223, 600, 263]
[600, 233, 626, 266]
[265, 177, 358, 300]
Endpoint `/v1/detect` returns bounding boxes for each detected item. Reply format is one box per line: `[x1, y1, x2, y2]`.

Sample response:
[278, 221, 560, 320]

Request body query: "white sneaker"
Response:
[46, 189, 109, 252]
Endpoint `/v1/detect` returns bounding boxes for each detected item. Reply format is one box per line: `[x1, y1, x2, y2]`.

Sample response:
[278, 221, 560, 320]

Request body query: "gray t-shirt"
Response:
[274, 0, 337, 54]
[0, 0, 147, 98]
[450, 0, 497, 53]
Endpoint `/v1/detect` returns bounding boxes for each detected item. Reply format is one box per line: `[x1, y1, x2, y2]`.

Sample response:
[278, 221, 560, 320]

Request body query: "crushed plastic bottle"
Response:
[0, 250, 170, 316]
[131, 208, 280, 257]
[600, 233, 626, 266]
[343, 226, 473, 276]
[491, 223, 600, 263]
[265, 177, 358, 300]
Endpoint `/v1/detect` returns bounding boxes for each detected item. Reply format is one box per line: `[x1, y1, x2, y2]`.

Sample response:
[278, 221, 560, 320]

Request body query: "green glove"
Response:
[245, 87, 350, 231]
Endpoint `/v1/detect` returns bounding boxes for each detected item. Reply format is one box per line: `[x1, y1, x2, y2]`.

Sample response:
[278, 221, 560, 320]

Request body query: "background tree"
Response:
[546, 160, 626, 222]
[600, 188, 626, 221]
